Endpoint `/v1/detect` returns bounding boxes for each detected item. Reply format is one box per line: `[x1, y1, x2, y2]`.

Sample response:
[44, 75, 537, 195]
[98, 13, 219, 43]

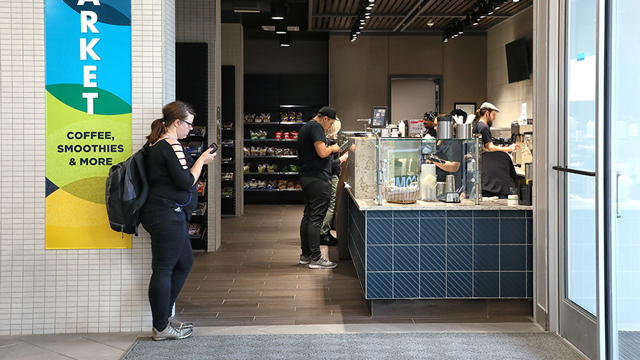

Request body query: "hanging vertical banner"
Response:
[45, 0, 132, 249]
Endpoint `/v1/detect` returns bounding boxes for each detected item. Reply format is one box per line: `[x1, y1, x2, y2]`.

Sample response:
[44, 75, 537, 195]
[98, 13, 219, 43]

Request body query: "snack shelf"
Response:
[245, 122, 306, 126]
[244, 172, 298, 176]
[244, 188, 302, 192]
[244, 139, 298, 142]
[244, 155, 297, 159]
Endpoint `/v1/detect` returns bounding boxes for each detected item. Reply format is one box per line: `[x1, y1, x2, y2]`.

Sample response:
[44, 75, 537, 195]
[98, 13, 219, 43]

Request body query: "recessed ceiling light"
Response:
[262, 25, 299, 32]
[427, 22, 434, 27]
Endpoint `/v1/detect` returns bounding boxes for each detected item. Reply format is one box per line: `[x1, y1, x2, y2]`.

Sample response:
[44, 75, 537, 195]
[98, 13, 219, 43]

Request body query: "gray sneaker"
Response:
[309, 256, 337, 269]
[152, 323, 193, 341]
[299, 255, 311, 265]
[169, 316, 193, 329]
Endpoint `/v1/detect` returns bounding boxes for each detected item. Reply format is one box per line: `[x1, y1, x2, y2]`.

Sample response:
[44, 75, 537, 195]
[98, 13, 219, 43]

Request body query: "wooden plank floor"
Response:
[176, 205, 533, 326]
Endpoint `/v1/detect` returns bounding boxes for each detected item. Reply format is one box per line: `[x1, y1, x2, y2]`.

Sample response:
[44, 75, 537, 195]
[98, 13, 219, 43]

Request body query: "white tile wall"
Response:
[487, 7, 534, 129]
[221, 23, 244, 216]
[0, 0, 183, 335]
[176, 0, 222, 251]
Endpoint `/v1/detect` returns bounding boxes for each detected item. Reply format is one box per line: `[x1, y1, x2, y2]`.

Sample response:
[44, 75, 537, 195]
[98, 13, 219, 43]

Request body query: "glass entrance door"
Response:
[608, 1, 640, 358]
[555, 0, 599, 358]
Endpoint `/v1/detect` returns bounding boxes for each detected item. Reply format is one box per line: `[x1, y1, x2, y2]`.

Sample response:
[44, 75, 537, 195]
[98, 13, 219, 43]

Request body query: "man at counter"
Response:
[473, 102, 519, 153]
[421, 111, 438, 138]
[297, 106, 341, 269]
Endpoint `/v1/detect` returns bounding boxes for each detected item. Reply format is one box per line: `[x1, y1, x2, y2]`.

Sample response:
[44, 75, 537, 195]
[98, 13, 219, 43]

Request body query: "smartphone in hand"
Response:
[208, 142, 218, 154]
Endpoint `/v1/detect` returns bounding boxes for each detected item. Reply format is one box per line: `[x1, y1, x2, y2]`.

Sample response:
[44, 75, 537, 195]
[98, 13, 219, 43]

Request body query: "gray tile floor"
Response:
[0, 205, 566, 360]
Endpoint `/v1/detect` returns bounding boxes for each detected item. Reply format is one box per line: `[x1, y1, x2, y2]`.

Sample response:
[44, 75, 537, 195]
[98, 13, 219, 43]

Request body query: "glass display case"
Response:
[375, 137, 482, 205]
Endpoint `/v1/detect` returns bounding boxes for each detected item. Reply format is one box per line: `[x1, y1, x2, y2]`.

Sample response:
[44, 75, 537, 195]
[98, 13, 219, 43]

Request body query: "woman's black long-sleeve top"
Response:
[142, 140, 198, 221]
[326, 138, 341, 177]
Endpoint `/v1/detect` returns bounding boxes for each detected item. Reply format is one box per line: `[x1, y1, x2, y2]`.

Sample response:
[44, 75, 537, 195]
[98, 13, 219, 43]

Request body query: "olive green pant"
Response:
[320, 174, 339, 236]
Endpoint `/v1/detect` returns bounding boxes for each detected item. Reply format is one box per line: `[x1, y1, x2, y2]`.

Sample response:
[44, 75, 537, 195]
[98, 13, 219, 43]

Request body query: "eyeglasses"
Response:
[179, 119, 194, 129]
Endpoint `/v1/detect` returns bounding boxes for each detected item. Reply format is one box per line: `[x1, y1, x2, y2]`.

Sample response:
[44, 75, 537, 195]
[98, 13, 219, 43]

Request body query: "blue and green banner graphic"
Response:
[45, 0, 132, 249]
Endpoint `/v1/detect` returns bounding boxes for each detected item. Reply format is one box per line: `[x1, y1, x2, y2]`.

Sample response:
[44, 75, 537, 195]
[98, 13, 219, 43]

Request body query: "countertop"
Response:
[347, 188, 533, 211]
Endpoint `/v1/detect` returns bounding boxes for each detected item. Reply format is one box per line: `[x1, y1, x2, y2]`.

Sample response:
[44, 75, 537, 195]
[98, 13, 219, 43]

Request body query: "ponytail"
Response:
[475, 108, 490, 121]
[146, 100, 196, 144]
[147, 118, 166, 144]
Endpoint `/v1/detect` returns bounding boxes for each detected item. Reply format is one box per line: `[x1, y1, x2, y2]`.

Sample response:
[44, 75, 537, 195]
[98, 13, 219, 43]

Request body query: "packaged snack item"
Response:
[280, 112, 289, 122]
[275, 130, 283, 140]
[257, 163, 267, 173]
[251, 146, 259, 156]
[266, 180, 277, 189]
[243, 147, 250, 156]
[286, 180, 295, 189]
[244, 181, 250, 189]
[296, 112, 303, 122]
[196, 179, 206, 195]
[283, 132, 290, 140]
[275, 147, 284, 156]
[278, 180, 287, 189]
[250, 179, 258, 189]
[257, 180, 266, 189]
[290, 131, 298, 139]
[267, 163, 277, 172]
[267, 147, 276, 156]
[259, 130, 267, 139]
[294, 180, 301, 189]
[243, 163, 250, 173]
[188, 223, 201, 235]
[263, 113, 271, 122]
[259, 147, 267, 156]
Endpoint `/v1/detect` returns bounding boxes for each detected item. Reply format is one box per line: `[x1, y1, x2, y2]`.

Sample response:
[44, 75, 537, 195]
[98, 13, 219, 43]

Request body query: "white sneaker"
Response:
[152, 323, 193, 341]
[299, 254, 311, 265]
[169, 316, 194, 329]
[309, 256, 337, 269]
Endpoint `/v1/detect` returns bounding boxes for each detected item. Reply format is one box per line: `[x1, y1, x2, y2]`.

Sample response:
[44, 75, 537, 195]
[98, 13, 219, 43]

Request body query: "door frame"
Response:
[546, 0, 608, 359]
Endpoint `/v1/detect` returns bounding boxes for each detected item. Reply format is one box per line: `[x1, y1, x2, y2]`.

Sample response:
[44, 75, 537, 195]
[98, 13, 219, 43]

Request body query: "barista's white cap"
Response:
[480, 102, 500, 112]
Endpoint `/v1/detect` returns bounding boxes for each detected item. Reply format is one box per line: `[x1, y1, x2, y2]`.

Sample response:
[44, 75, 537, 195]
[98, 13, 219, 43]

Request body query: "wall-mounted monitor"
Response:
[505, 38, 531, 83]
[371, 106, 389, 128]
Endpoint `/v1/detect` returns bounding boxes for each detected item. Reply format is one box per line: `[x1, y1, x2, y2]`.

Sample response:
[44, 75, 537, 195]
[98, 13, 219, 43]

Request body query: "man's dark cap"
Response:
[423, 111, 437, 121]
[318, 106, 337, 120]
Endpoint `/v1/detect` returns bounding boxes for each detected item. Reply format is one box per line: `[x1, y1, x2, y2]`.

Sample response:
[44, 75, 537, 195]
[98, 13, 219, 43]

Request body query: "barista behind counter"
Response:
[473, 102, 519, 153]
[424, 115, 463, 193]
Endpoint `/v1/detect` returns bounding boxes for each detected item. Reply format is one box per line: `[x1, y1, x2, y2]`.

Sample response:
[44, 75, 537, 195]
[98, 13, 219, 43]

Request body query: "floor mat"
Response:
[122, 332, 584, 360]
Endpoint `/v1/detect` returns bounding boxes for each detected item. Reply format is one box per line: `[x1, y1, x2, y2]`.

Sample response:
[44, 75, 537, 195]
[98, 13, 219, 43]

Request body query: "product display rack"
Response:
[184, 126, 208, 250]
[243, 120, 305, 203]
[177, 41, 209, 250]
[221, 65, 237, 216]
[243, 73, 328, 204]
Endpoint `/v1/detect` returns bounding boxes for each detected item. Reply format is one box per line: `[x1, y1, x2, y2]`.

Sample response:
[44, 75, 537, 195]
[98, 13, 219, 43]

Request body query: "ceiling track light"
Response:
[279, 33, 290, 47]
[275, 20, 287, 34]
[270, 0, 285, 20]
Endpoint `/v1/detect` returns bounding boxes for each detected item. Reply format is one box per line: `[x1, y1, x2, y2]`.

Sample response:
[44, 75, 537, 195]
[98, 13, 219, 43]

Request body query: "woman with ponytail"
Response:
[140, 101, 216, 340]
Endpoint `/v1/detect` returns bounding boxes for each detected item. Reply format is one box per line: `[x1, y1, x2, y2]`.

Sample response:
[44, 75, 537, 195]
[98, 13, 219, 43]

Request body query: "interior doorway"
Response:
[389, 76, 440, 124]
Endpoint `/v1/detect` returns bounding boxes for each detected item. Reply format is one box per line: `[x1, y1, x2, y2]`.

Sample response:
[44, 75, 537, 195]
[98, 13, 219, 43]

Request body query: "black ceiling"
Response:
[222, 0, 532, 36]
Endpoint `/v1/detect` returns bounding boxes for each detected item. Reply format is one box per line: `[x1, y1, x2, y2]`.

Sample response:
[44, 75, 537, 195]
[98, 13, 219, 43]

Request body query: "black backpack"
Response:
[105, 143, 149, 236]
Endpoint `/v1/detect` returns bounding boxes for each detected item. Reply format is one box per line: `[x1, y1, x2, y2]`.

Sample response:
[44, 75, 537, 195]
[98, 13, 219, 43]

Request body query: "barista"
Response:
[426, 116, 462, 192]
[473, 102, 519, 153]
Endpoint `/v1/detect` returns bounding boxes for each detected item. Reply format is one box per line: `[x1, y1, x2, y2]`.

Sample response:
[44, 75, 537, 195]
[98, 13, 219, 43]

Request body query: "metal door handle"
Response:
[552, 166, 596, 177]
[616, 172, 621, 218]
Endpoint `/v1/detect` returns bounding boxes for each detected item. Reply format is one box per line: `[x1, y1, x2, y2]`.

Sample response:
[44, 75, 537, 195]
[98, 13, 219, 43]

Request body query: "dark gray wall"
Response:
[244, 38, 328, 74]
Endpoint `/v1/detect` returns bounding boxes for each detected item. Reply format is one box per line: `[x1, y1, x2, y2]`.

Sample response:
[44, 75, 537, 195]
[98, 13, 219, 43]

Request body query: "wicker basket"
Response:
[384, 182, 420, 204]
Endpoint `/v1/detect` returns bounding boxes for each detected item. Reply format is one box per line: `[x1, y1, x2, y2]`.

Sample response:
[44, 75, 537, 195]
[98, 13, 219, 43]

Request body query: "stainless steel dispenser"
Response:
[437, 115, 454, 139]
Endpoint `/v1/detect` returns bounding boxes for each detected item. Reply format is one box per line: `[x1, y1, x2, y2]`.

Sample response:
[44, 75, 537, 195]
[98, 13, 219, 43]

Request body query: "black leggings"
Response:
[141, 209, 194, 330]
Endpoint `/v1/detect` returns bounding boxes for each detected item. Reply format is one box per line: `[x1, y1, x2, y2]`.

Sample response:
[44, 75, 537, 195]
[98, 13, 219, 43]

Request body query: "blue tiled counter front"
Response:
[347, 195, 533, 300]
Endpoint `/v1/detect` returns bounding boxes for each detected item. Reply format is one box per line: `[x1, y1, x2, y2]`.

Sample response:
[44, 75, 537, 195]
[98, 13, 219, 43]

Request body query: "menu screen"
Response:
[371, 107, 388, 128]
